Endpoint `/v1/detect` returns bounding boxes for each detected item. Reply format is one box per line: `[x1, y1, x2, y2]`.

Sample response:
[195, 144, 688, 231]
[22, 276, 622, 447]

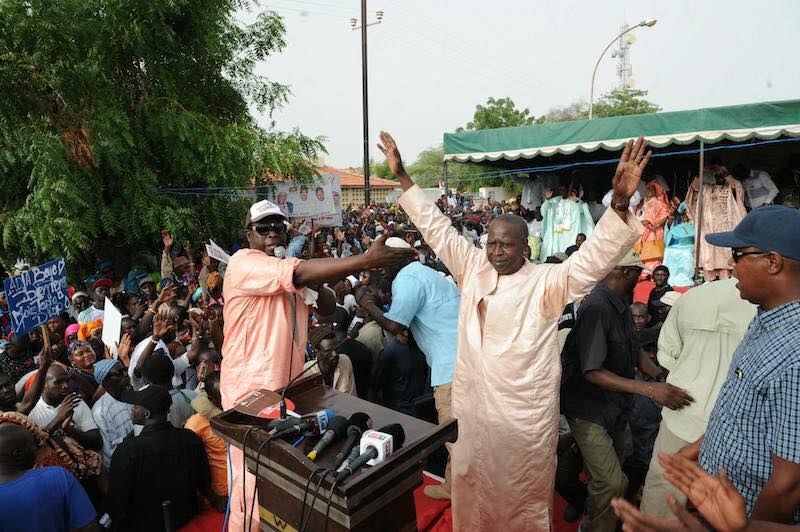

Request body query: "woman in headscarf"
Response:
[636, 181, 672, 277]
[68, 341, 101, 404]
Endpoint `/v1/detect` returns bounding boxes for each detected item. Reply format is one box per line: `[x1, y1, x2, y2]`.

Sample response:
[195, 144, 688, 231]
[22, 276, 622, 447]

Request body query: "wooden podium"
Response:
[211, 374, 457, 532]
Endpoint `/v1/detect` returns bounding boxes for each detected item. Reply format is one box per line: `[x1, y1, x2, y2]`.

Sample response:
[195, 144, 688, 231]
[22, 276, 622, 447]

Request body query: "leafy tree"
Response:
[539, 89, 660, 123]
[590, 88, 661, 118]
[407, 145, 506, 193]
[539, 101, 590, 123]
[459, 97, 536, 131]
[0, 1, 323, 277]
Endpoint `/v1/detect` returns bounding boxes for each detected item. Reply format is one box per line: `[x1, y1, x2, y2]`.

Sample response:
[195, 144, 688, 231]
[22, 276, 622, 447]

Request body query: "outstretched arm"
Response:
[378, 131, 482, 285]
[555, 138, 647, 304]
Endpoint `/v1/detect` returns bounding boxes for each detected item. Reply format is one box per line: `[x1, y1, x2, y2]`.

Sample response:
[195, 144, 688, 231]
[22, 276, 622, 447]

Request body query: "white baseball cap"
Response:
[246, 200, 286, 225]
[385, 237, 411, 249]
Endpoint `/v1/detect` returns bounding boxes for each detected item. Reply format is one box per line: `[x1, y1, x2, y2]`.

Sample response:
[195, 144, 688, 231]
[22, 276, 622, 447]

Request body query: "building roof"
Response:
[318, 166, 400, 189]
[443, 98, 800, 163]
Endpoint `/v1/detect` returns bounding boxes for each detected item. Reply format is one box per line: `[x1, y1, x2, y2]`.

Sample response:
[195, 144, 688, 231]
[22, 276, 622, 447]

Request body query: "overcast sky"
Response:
[250, 0, 800, 168]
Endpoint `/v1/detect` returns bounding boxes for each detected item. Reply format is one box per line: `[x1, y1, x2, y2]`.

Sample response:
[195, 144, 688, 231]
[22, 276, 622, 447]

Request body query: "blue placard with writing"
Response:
[3, 258, 69, 336]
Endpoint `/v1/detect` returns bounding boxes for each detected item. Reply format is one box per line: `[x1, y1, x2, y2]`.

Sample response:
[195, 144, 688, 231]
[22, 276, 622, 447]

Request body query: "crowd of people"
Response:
[0, 134, 799, 532]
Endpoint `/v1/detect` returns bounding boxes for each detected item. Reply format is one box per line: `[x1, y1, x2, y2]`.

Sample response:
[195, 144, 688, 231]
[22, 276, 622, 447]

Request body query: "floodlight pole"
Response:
[589, 19, 657, 119]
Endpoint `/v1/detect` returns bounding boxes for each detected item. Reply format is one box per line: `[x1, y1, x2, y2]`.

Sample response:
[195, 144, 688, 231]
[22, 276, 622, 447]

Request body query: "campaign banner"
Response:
[3, 258, 70, 336]
[311, 173, 343, 227]
[268, 176, 336, 219]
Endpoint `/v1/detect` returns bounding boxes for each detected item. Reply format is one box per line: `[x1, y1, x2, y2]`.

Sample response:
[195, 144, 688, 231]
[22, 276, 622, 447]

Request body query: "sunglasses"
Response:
[732, 249, 769, 263]
[251, 222, 287, 235]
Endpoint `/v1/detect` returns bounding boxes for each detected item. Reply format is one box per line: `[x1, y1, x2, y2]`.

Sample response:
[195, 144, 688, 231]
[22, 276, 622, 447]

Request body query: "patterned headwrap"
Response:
[68, 340, 93, 358]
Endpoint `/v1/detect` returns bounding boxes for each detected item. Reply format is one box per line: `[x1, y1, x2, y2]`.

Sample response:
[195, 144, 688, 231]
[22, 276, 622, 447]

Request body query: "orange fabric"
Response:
[220, 248, 309, 531]
[638, 182, 671, 273]
[77, 318, 103, 341]
[185, 413, 228, 503]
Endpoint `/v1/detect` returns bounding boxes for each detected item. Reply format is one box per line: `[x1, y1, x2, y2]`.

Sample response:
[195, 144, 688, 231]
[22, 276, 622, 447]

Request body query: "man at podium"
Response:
[221, 199, 416, 531]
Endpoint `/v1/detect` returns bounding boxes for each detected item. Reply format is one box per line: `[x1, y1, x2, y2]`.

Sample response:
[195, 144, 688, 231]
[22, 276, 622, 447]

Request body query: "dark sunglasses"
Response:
[251, 222, 287, 235]
[732, 249, 769, 263]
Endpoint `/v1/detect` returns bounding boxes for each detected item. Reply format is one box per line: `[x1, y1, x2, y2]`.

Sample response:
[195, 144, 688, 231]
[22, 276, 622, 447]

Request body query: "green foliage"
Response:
[591, 88, 661, 118]
[406, 145, 499, 193]
[459, 97, 535, 131]
[0, 0, 323, 277]
[539, 101, 590, 123]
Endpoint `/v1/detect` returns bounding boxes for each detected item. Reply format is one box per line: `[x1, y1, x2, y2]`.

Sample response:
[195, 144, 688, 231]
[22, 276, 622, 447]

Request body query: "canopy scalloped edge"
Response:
[443, 124, 800, 163]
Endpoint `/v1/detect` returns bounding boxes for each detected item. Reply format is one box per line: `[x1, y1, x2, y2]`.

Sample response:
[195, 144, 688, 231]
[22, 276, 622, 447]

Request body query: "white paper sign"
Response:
[101, 297, 122, 359]
[206, 239, 231, 264]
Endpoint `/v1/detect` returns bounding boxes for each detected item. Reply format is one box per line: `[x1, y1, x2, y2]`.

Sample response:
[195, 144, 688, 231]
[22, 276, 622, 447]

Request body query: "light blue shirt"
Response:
[385, 261, 459, 386]
[287, 235, 306, 258]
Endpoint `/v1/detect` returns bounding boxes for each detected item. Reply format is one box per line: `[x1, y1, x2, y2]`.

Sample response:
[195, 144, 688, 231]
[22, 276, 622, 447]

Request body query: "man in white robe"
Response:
[378, 131, 648, 531]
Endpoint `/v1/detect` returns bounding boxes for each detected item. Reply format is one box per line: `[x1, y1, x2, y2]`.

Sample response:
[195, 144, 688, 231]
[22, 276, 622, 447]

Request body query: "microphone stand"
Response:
[279, 335, 353, 419]
[279, 359, 319, 420]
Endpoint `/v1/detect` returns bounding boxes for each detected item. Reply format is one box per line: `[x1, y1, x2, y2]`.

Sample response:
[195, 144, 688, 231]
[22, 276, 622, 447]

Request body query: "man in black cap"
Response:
[106, 385, 224, 531]
[678, 205, 800, 523]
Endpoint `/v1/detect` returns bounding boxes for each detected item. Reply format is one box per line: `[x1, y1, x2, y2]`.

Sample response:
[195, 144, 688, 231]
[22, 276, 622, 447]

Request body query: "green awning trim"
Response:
[443, 99, 800, 163]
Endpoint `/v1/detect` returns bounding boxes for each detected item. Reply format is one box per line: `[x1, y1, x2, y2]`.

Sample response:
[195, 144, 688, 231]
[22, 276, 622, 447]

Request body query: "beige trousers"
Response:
[640, 420, 690, 518]
[434, 382, 453, 492]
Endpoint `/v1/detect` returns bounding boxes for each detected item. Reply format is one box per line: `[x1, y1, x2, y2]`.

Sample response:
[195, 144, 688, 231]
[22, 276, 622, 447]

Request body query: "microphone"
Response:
[306, 415, 348, 460]
[273, 409, 335, 438]
[277, 333, 353, 419]
[335, 424, 406, 481]
[279, 360, 320, 420]
[336, 446, 361, 474]
[274, 246, 287, 258]
[333, 413, 372, 469]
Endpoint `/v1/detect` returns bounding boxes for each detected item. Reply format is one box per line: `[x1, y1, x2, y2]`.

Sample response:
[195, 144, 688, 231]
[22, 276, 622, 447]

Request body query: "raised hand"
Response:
[156, 282, 177, 305]
[117, 333, 132, 367]
[152, 316, 175, 341]
[38, 341, 54, 368]
[334, 227, 346, 242]
[377, 131, 413, 190]
[612, 137, 652, 203]
[161, 229, 174, 251]
[132, 301, 147, 320]
[660, 454, 748, 532]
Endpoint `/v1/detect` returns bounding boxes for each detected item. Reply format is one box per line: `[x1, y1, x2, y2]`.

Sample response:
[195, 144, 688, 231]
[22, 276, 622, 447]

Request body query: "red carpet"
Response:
[414, 473, 579, 532]
[180, 473, 581, 531]
[634, 280, 690, 304]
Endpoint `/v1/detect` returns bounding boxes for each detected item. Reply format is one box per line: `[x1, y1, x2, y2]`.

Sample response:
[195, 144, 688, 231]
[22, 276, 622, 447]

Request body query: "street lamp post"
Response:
[351, 4, 383, 205]
[589, 19, 657, 120]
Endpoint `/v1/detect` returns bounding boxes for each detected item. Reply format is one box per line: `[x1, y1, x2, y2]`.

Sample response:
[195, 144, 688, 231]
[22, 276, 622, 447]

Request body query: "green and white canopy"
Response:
[443, 99, 800, 163]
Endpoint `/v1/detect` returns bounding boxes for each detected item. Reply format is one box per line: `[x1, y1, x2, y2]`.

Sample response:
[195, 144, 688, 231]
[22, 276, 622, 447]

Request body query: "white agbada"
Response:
[399, 185, 642, 531]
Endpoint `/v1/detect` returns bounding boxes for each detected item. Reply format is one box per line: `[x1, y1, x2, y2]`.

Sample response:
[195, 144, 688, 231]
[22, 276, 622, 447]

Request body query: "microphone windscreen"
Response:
[376, 423, 406, 448]
[328, 416, 349, 437]
[347, 412, 371, 431]
[274, 246, 287, 258]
